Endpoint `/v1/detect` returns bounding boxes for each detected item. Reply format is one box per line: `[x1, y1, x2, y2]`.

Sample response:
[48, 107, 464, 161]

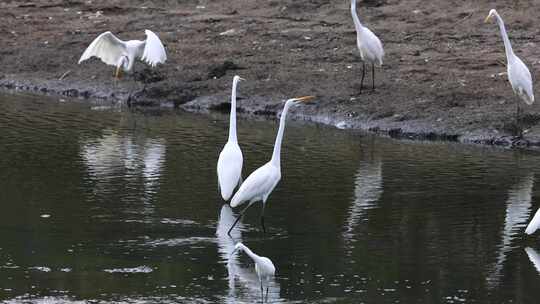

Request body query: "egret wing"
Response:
[230, 163, 278, 207]
[362, 27, 384, 66]
[510, 57, 534, 104]
[140, 30, 167, 67]
[217, 143, 243, 201]
[78, 31, 126, 66]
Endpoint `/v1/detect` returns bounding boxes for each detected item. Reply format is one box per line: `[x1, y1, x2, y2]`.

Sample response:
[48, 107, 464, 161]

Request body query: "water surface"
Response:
[1, 93, 540, 303]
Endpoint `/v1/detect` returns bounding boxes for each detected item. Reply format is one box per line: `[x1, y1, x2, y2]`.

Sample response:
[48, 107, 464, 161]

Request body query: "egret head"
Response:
[115, 56, 130, 79]
[288, 95, 316, 106]
[233, 75, 246, 83]
[484, 9, 497, 23]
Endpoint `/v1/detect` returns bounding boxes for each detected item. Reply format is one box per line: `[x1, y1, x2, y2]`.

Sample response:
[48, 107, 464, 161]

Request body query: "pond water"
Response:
[1, 93, 540, 303]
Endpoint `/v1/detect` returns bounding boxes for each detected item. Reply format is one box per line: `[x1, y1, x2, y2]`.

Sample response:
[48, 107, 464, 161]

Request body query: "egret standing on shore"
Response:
[485, 9, 534, 136]
[232, 242, 276, 303]
[351, 0, 384, 93]
[227, 96, 315, 235]
[78, 30, 167, 79]
[217, 76, 245, 201]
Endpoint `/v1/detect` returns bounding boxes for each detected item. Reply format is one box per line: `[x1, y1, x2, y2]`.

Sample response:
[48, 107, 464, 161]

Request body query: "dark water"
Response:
[1, 93, 540, 304]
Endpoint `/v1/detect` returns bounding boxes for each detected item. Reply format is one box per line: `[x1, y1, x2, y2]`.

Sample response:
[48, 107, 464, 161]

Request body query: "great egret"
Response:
[78, 30, 167, 79]
[525, 208, 540, 235]
[351, 0, 384, 93]
[232, 242, 276, 303]
[217, 76, 245, 201]
[227, 96, 315, 235]
[485, 9, 534, 136]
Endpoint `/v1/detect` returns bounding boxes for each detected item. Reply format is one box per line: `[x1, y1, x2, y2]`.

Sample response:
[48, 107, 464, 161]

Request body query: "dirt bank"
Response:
[1, 0, 540, 147]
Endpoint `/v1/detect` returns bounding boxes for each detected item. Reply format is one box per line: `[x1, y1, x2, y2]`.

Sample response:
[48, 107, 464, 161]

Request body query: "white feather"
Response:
[217, 142, 243, 201]
[526, 208, 540, 235]
[525, 247, 540, 274]
[78, 31, 126, 66]
[141, 29, 167, 67]
[79, 30, 166, 72]
[230, 162, 280, 208]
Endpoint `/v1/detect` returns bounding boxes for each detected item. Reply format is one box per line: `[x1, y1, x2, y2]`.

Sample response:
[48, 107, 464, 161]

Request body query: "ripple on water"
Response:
[103, 266, 154, 274]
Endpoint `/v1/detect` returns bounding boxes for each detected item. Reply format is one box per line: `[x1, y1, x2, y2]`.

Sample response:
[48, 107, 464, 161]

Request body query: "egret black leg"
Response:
[227, 204, 252, 236]
[265, 287, 269, 302]
[260, 282, 264, 303]
[260, 204, 267, 234]
[371, 63, 375, 91]
[516, 98, 522, 138]
[360, 61, 366, 94]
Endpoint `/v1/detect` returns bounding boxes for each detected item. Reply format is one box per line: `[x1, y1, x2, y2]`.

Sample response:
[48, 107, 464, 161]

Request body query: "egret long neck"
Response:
[351, 0, 363, 32]
[495, 13, 514, 59]
[240, 244, 262, 264]
[270, 101, 293, 167]
[228, 79, 240, 143]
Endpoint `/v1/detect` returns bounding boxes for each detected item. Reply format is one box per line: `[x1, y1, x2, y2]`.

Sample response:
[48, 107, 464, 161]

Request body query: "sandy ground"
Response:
[1, 0, 540, 147]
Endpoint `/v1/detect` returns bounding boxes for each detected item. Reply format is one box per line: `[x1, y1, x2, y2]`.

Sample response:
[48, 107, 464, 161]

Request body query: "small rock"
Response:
[219, 29, 236, 36]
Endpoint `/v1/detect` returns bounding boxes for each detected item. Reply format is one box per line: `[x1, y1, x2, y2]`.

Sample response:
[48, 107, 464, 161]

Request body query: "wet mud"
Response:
[1, 0, 540, 147]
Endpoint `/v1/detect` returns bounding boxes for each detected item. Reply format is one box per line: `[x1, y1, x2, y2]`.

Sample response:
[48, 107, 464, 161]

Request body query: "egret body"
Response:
[526, 208, 540, 235]
[232, 242, 276, 303]
[485, 9, 534, 135]
[351, 0, 384, 93]
[79, 30, 167, 79]
[217, 76, 245, 201]
[227, 96, 315, 234]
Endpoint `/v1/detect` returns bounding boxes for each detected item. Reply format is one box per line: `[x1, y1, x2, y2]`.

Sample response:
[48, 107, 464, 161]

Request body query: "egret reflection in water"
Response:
[216, 205, 280, 303]
[486, 173, 535, 287]
[80, 131, 166, 216]
[342, 155, 383, 244]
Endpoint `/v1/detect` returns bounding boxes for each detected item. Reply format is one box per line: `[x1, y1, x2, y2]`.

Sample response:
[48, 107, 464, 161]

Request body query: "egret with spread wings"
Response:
[78, 30, 167, 79]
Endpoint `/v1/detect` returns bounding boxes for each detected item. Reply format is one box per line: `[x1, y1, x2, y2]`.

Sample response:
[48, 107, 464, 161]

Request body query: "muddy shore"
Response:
[1, 0, 540, 147]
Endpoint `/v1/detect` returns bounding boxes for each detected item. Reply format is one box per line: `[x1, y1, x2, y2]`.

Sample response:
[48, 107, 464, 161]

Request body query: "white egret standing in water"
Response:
[232, 242, 276, 303]
[351, 0, 384, 93]
[78, 30, 167, 79]
[227, 96, 315, 235]
[525, 208, 540, 235]
[485, 9, 534, 135]
[217, 76, 245, 201]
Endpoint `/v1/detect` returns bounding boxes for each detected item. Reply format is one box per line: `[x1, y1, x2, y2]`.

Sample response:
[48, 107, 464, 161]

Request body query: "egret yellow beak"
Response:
[295, 95, 316, 103]
[484, 15, 492, 23]
[239, 77, 246, 81]
[115, 66, 122, 79]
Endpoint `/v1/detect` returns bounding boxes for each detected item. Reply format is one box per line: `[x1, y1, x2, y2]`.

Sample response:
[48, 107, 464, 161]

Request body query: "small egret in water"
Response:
[525, 208, 540, 235]
[228, 96, 315, 235]
[485, 9, 534, 135]
[79, 30, 167, 79]
[217, 76, 245, 201]
[351, 0, 384, 93]
[232, 242, 276, 303]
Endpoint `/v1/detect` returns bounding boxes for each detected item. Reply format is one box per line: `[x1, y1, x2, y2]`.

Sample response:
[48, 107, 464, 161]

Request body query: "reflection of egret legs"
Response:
[228, 203, 252, 236]
[259, 281, 269, 303]
[228, 202, 267, 235]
